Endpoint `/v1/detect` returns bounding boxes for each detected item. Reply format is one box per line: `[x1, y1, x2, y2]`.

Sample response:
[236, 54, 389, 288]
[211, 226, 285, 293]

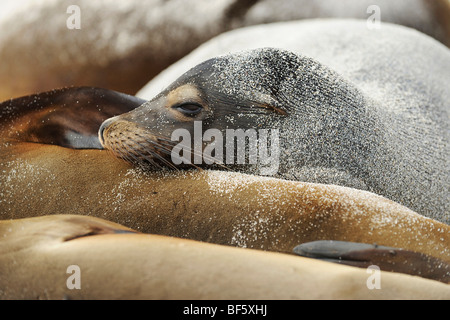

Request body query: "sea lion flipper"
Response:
[0, 87, 146, 149]
[293, 240, 450, 284]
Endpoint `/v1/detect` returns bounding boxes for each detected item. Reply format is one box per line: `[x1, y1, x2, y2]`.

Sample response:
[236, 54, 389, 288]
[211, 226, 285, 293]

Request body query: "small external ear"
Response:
[0, 87, 146, 149]
[293, 240, 450, 284]
[260, 102, 287, 116]
[235, 100, 287, 116]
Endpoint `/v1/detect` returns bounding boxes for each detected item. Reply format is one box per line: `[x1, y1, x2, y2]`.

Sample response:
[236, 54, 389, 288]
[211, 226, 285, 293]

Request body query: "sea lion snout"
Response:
[98, 116, 177, 168]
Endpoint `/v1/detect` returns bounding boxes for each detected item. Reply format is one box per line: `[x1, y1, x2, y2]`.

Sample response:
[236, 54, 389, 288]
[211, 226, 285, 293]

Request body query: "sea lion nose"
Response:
[98, 116, 117, 147]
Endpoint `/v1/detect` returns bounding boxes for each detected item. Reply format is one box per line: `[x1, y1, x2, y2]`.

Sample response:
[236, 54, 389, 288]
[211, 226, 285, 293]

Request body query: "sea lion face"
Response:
[99, 49, 295, 169]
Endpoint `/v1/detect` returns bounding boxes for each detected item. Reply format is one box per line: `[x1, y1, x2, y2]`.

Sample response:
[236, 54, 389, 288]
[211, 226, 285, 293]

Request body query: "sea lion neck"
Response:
[272, 54, 384, 191]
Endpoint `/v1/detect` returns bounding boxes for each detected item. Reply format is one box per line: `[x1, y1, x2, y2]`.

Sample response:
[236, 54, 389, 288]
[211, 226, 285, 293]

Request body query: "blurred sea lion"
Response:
[1, 214, 449, 299]
[0, 0, 448, 100]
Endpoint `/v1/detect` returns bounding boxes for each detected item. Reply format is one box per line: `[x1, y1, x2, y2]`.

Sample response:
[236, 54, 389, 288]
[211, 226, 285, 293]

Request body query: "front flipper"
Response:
[0, 87, 146, 149]
[293, 240, 450, 284]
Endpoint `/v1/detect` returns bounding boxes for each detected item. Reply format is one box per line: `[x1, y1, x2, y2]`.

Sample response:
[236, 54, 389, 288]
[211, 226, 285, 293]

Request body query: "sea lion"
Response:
[1, 214, 449, 300]
[1, 1, 449, 101]
[100, 47, 449, 224]
[0, 88, 450, 288]
[1, 86, 449, 284]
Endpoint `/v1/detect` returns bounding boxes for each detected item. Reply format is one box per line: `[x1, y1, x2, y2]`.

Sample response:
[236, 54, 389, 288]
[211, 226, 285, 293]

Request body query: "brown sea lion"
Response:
[0, 86, 144, 149]
[0, 87, 449, 285]
[1, 214, 449, 299]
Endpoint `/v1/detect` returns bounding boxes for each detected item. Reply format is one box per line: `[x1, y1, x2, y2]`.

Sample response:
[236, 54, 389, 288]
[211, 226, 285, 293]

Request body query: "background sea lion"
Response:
[0, 87, 144, 149]
[102, 44, 449, 224]
[0, 0, 448, 101]
[2, 215, 449, 300]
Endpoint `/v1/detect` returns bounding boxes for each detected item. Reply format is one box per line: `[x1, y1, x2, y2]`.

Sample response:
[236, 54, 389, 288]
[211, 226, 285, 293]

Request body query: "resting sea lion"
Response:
[1, 86, 449, 283]
[100, 47, 449, 224]
[1, 215, 449, 300]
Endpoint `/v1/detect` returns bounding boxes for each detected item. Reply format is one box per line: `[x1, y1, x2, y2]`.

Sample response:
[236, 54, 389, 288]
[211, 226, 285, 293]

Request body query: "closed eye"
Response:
[172, 103, 203, 116]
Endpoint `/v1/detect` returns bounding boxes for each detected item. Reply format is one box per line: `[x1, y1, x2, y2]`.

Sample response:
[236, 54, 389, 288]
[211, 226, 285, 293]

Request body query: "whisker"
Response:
[144, 136, 205, 171]
[150, 140, 202, 171]
[132, 138, 179, 170]
[106, 130, 231, 172]
[129, 143, 163, 169]
[149, 135, 230, 171]
[117, 138, 156, 168]
[118, 141, 143, 165]
[110, 139, 133, 163]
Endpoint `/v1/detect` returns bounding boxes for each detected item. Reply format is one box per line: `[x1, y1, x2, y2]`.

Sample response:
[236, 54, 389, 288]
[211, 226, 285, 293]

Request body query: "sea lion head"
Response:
[99, 48, 365, 172]
[98, 48, 304, 169]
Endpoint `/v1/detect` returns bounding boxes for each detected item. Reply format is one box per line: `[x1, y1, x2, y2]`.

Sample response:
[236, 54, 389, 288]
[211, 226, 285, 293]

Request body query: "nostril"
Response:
[98, 118, 112, 146]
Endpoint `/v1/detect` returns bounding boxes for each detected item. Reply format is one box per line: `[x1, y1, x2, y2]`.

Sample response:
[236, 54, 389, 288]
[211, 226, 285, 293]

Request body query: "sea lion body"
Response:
[101, 46, 449, 224]
[2, 215, 449, 300]
[2, 136, 449, 262]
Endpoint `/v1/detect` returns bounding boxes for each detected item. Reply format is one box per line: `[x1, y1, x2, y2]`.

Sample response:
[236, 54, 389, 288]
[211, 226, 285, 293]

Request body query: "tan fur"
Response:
[1, 215, 449, 300]
[1, 141, 448, 263]
[165, 84, 208, 121]
[166, 84, 203, 107]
